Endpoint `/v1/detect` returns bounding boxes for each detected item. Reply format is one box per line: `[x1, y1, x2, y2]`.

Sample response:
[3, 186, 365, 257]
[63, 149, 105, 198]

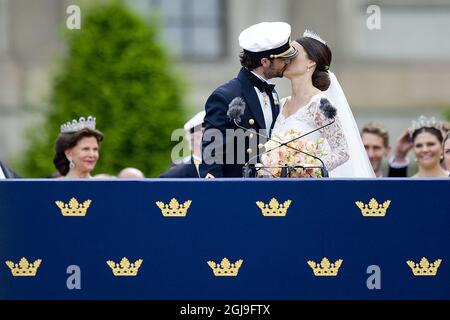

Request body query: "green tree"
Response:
[445, 108, 450, 122]
[18, 0, 186, 177]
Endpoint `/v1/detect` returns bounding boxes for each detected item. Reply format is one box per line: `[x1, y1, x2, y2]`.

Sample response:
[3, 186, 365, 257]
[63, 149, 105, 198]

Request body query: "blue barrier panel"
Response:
[0, 179, 449, 300]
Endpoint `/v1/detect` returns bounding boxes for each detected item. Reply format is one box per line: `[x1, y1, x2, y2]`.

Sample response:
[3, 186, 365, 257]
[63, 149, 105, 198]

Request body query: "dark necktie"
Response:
[247, 70, 276, 95]
[259, 82, 276, 95]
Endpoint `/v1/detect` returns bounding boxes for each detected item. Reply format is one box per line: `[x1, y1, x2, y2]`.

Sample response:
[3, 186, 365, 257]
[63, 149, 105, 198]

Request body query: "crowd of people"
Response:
[0, 112, 448, 181]
[7, 113, 448, 180]
[361, 120, 449, 178]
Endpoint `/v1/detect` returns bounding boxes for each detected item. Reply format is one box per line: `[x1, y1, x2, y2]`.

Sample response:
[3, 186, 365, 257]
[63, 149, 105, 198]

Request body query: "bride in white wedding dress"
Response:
[273, 30, 375, 178]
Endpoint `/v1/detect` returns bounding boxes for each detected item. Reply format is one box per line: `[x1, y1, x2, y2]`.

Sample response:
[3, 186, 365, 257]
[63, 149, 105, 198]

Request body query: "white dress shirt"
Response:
[389, 156, 410, 168]
[251, 71, 273, 136]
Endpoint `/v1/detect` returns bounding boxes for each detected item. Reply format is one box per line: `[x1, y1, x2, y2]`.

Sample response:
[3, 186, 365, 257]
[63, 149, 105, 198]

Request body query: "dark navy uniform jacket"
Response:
[200, 68, 280, 178]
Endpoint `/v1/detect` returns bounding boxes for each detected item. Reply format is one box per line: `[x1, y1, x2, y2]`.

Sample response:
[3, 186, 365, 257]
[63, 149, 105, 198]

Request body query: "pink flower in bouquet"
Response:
[278, 147, 286, 161]
[259, 129, 325, 178]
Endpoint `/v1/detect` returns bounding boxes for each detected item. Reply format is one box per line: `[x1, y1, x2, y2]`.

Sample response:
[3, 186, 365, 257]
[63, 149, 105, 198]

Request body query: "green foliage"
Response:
[444, 107, 450, 122]
[18, 0, 186, 177]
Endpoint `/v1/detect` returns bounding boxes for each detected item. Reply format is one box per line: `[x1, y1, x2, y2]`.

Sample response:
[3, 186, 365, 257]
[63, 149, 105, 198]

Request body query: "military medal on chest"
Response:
[272, 91, 280, 107]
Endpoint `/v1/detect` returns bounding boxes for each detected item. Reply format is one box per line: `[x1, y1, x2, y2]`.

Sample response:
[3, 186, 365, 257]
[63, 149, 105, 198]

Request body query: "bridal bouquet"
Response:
[258, 129, 327, 178]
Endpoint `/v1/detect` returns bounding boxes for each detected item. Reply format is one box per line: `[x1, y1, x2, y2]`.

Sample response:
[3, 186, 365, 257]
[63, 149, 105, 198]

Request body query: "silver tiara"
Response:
[303, 29, 326, 45]
[409, 115, 441, 137]
[60, 116, 96, 133]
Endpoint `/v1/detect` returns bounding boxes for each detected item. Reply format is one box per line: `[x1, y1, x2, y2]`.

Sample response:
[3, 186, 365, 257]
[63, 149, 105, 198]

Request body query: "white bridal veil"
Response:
[325, 72, 375, 178]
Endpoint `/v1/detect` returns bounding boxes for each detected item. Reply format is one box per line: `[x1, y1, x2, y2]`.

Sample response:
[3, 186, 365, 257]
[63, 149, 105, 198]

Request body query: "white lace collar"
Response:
[280, 92, 326, 120]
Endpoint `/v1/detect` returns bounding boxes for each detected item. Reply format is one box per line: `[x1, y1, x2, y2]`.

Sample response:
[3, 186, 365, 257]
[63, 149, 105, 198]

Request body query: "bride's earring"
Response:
[69, 159, 75, 169]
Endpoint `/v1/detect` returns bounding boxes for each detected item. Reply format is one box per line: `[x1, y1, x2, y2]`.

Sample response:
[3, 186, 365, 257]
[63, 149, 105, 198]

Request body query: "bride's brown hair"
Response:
[296, 37, 332, 91]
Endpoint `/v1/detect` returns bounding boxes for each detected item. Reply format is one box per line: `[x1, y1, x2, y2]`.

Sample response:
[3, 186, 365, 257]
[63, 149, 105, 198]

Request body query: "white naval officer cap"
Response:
[238, 22, 298, 60]
[184, 110, 206, 133]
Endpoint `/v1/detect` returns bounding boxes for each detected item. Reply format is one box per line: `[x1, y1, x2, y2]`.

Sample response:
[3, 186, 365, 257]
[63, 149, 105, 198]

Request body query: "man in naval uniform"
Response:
[160, 110, 205, 178]
[199, 22, 298, 178]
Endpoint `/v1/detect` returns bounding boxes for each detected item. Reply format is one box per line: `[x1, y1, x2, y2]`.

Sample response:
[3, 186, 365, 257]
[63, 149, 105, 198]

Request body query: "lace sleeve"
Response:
[307, 98, 350, 171]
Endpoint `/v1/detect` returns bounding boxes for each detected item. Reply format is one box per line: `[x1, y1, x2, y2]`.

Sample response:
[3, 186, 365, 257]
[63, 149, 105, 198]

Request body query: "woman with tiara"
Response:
[53, 116, 104, 179]
[273, 30, 375, 177]
[409, 116, 449, 178]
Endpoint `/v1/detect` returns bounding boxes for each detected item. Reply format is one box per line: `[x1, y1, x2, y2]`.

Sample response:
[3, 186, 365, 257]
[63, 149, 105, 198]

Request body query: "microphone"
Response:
[241, 97, 337, 178]
[227, 97, 255, 177]
[227, 97, 247, 124]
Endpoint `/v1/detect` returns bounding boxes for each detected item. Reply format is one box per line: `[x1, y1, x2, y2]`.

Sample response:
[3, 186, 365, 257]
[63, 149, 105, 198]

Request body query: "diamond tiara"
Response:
[303, 29, 326, 45]
[409, 115, 442, 137]
[60, 116, 96, 133]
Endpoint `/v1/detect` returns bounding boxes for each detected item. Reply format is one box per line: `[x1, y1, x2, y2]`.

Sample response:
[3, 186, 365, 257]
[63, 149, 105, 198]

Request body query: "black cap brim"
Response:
[278, 46, 299, 60]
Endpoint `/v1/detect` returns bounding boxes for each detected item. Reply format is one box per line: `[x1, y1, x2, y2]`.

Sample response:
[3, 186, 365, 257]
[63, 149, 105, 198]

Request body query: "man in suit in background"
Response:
[361, 122, 409, 177]
[160, 110, 205, 178]
[0, 160, 20, 179]
[200, 22, 298, 178]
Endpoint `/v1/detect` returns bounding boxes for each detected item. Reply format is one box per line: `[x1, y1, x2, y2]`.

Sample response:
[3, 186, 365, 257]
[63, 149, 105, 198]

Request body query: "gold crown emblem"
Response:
[307, 257, 343, 276]
[55, 197, 91, 216]
[406, 257, 442, 276]
[355, 198, 391, 217]
[155, 198, 191, 217]
[256, 198, 291, 216]
[106, 257, 143, 276]
[207, 258, 243, 277]
[5, 258, 42, 276]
